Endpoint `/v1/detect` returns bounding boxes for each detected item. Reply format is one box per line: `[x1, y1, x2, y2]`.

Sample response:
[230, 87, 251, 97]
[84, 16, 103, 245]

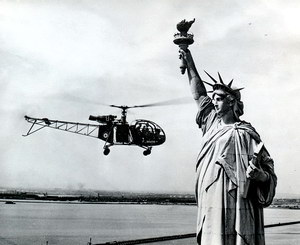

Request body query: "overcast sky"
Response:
[0, 0, 299, 196]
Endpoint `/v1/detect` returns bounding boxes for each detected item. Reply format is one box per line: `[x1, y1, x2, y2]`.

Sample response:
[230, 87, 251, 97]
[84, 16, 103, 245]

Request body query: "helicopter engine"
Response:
[89, 115, 116, 145]
[89, 115, 116, 123]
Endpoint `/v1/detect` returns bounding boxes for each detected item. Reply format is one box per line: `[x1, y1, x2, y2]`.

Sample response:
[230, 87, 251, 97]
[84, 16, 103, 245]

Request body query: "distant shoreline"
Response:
[1, 189, 299, 209]
[0, 198, 196, 206]
[1, 198, 299, 209]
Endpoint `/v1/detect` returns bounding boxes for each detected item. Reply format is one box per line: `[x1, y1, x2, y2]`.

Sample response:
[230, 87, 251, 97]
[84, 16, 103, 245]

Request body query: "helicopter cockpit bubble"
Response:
[130, 120, 166, 146]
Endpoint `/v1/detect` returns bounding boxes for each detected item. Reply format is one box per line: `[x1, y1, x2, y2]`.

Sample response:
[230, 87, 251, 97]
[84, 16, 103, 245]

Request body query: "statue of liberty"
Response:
[175, 19, 277, 245]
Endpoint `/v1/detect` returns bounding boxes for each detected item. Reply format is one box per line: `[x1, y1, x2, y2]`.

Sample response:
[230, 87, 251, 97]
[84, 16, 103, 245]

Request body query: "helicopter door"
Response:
[115, 124, 130, 143]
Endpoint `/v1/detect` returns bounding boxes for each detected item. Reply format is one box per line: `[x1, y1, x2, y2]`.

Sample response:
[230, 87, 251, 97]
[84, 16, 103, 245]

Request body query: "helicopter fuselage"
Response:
[90, 115, 166, 147]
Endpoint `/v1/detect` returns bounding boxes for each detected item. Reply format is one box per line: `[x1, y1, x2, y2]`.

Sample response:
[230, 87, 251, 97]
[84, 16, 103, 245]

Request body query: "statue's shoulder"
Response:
[235, 120, 261, 142]
[237, 120, 254, 128]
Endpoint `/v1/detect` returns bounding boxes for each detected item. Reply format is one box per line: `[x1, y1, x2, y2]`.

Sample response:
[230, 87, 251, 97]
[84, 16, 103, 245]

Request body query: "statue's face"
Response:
[212, 90, 232, 117]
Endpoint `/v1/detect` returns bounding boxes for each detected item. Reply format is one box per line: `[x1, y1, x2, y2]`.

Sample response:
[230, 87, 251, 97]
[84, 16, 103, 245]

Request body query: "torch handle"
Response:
[178, 44, 189, 74]
[179, 56, 187, 74]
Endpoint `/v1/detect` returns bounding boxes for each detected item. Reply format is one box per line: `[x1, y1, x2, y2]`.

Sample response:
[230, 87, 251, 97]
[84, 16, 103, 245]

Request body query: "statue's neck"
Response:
[219, 110, 238, 125]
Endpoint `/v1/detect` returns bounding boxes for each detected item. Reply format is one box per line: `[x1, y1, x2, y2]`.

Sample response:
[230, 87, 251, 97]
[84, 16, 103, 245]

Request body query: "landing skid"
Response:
[102, 144, 152, 156]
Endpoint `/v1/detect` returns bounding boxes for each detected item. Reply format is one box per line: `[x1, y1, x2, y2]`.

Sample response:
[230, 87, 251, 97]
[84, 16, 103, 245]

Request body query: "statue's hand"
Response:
[179, 49, 193, 67]
[246, 162, 269, 182]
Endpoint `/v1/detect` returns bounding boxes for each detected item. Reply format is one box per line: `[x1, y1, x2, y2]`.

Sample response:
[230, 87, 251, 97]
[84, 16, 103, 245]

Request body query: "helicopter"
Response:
[23, 103, 169, 156]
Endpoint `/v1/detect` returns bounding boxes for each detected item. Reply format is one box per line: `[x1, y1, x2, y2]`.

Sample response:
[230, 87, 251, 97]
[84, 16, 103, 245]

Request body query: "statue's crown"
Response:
[203, 71, 244, 99]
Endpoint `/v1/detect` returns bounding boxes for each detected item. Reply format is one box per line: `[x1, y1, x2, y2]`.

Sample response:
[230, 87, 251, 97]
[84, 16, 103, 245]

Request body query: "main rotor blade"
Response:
[110, 105, 128, 109]
[131, 97, 192, 108]
[53, 93, 109, 106]
[52, 93, 192, 110]
[109, 105, 132, 112]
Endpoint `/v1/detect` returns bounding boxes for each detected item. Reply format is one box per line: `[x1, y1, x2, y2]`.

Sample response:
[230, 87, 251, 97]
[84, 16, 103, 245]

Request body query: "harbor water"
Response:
[0, 202, 299, 245]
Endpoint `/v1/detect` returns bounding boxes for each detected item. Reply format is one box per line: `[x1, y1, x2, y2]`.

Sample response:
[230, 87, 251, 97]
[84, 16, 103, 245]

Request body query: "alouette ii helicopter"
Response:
[23, 100, 176, 156]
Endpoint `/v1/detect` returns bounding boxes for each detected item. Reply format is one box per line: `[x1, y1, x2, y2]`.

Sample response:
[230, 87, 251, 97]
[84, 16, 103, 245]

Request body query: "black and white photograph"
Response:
[0, 1, 299, 244]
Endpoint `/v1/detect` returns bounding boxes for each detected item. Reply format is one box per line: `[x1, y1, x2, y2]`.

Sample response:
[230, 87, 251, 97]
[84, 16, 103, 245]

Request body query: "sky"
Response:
[0, 0, 299, 197]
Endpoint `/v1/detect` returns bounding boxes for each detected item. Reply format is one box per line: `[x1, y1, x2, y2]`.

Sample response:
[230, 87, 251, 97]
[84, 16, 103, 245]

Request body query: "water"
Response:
[0, 201, 299, 245]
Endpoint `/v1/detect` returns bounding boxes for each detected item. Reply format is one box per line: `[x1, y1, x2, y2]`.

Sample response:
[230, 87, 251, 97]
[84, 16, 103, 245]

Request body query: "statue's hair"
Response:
[232, 97, 244, 119]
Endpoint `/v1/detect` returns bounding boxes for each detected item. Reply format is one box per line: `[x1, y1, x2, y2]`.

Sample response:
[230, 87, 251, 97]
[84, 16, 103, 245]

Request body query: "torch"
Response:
[173, 18, 195, 74]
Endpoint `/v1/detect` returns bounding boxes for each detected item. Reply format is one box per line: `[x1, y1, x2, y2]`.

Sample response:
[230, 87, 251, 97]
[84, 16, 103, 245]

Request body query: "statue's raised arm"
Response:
[173, 19, 207, 106]
[179, 49, 207, 103]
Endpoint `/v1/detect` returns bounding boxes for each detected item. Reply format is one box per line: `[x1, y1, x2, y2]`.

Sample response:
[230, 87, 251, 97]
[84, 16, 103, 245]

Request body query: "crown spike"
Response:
[227, 79, 234, 88]
[204, 70, 218, 84]
[202, 80, 214, 87]
[218, 72, 225, 84]
[233, 87, 244, 92]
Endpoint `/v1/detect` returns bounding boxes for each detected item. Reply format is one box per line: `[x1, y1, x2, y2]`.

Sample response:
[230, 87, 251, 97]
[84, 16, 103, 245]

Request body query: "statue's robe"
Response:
[195, 97, 277, 245]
